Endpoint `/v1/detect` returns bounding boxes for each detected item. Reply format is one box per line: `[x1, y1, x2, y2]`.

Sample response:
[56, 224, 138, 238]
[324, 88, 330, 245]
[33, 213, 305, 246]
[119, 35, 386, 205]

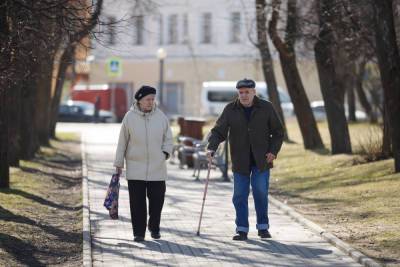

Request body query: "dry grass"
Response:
[0, 133, 83, 267]
[273, 118, 400, 266]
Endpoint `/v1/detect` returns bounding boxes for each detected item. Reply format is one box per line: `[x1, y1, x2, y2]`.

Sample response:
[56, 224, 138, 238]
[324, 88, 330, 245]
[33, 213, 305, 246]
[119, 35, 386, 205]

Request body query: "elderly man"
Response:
[207, 78, 284, 241]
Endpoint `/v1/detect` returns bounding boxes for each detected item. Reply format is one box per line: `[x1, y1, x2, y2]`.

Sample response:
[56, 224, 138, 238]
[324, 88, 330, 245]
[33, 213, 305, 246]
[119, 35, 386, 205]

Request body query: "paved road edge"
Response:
[269, 196, 382, 267]
[81, 133, 92, 267]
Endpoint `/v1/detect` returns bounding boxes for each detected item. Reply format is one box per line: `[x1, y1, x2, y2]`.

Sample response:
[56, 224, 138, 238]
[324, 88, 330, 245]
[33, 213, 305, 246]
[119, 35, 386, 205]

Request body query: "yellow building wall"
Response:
[88, 57, 322, 116]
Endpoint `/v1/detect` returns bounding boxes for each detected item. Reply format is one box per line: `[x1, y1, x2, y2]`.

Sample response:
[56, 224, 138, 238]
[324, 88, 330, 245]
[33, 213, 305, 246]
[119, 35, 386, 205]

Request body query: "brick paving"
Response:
[81, 124, 362, 267]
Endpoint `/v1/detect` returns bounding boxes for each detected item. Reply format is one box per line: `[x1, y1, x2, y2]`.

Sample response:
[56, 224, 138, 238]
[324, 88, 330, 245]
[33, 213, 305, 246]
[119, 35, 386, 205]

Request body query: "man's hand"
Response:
[266, 153, 276, 163]
[116, 167, 122, 175]
[206, 150, 215, 162]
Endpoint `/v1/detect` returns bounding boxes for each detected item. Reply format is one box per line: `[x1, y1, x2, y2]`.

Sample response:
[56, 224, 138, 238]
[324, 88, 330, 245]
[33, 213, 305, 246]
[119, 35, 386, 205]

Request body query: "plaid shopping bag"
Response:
[103, 173, 120, 219]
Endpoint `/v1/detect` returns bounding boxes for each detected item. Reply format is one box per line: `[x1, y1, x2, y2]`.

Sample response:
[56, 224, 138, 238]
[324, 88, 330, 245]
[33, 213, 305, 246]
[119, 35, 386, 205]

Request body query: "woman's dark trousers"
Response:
[127, 180, 166, 238]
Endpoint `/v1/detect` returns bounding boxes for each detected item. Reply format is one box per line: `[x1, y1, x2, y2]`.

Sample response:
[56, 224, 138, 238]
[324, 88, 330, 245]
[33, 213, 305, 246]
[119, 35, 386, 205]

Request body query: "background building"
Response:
[82, 0, 321, 116]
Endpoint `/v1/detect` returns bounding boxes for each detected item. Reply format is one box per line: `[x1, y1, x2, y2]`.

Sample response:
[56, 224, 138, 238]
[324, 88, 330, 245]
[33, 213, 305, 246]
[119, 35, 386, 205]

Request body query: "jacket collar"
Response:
[233, 95, 262, 110]
[131, 101, 157, 116]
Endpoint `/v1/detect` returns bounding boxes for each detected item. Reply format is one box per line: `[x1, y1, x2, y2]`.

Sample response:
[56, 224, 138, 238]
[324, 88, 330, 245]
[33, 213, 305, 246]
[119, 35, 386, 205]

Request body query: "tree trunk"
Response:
[20, 73, 39, 159]
[382, 105, 392, 157]
[50, 45, 76, 138]
[355, 60, 377, 123]
[7, 80, 21, 166]
[255, 0, 289, 141]
[3, 11, 21, 167]
[394, 0, 400, 50]
[0, 2, 10, 188]
[35, 50, 55, 146]
[268, 0, 324, 149]
[314, 0, 352, 154]
[0, 85, 9, 188]
[346, 68, 357, 122]
[280, 57, 325, 149]
[373, 0, 400, 172]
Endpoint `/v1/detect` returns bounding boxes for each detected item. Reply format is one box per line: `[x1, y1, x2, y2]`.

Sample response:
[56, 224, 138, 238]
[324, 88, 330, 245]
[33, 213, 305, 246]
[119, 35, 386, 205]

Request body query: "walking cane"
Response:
[196, 157, 212, 236]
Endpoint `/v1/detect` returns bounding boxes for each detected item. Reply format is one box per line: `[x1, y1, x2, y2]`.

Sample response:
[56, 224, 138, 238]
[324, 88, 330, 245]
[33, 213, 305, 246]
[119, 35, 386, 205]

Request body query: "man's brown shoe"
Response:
[233, 231, 248, 241]
[258, 230, 271, 238]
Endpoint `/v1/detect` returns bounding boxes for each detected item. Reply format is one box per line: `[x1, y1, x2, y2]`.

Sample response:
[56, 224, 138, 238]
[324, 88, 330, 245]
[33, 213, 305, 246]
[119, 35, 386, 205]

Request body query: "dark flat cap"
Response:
[135, 85, 156, 101]
[236, 78, 256, 89]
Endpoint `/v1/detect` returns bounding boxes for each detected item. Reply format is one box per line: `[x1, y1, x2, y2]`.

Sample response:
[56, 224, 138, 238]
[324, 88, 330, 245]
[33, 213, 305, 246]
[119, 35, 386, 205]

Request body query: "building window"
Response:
[230, 12, 241, 43]
[168, 14, 178, 44]
[182, 13, 189, 44]
[107, 16, 116, 45]
[133, 15, 144, 45]
[158, 15, 164, 45]
[201, 13, 212, 44]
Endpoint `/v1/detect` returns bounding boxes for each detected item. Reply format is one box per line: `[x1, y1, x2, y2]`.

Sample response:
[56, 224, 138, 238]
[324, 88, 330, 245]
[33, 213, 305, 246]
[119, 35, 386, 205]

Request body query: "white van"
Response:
[200, 81, 294, 117]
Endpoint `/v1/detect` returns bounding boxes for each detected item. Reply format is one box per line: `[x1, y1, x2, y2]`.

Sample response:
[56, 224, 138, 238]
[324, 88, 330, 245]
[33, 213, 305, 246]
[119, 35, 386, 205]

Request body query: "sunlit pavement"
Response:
[57, 123, 362, 267]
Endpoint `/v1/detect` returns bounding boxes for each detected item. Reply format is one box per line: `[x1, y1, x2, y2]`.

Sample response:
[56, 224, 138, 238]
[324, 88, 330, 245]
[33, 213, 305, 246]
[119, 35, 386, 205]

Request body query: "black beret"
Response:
[236, 78, 256, 89]
[135, 85, 156, 101]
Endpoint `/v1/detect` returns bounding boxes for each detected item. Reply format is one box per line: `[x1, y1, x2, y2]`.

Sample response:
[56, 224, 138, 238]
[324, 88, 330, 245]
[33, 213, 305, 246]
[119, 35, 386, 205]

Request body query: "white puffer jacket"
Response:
[114, 102, 173, 181]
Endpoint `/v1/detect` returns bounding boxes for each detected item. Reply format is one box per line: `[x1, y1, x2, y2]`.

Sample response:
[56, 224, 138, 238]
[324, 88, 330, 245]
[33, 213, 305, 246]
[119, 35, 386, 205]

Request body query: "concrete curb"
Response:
[269, 196, 382, 267]
[81, 133, 92, 267]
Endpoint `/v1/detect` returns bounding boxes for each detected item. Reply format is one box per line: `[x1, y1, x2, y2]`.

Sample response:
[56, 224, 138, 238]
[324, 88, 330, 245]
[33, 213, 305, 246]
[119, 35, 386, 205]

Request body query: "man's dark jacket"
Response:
[207, 96, 284, 176]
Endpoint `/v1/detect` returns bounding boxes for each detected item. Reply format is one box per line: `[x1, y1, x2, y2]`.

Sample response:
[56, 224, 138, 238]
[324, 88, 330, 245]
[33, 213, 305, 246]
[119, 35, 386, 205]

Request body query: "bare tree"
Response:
[268, 0, 324, 150]
[0, 0, 104, 188]
[0, 2, 12, 187]
[49, 0, 104, 138]
[255, 0, 289, 141]
[346, 63, 357, 122]
[373, 0, 400, 172]
[354, 59, 378, 123]
[314, 0, 352, 154]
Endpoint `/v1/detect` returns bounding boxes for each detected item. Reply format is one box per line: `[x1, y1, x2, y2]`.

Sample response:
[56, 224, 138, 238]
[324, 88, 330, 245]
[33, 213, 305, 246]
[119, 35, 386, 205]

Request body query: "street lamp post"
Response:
[85, 55, 95, 90]
[157, 48, 167, 108]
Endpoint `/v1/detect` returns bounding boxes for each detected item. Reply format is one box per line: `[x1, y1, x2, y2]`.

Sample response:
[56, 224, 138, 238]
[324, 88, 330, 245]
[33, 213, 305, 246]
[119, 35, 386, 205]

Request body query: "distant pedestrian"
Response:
[114, 85, 173, 242]
[94, 96, 101, 123]
[207, 78, 284, 241]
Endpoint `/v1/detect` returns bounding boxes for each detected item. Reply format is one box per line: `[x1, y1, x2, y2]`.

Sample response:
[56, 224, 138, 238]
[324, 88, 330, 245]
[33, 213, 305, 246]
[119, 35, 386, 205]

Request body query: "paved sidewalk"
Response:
[82, 125, 363, 267]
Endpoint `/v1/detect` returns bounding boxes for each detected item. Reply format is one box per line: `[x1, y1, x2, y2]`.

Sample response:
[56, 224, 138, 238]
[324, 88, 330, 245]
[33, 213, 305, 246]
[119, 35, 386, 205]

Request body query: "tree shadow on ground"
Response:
[270, 189, 343, 205]
[118, 239, 212, 256]
[92, 239, 171, 267]
[247, 239, 332, 258]
[51, 137, 81, 145]
[160, 226, 334, 261]
[0, 233, 45, 267]
[97, 235, 334, 266]
[0, 188, 81, 211]
[90, 210, 131, 224]
[19, 166, 81, 188]
[0, 205, 80, 243]
[310, 147, 331, 155]
[284, 138, 297, 144]
[34, 158, 81, 171]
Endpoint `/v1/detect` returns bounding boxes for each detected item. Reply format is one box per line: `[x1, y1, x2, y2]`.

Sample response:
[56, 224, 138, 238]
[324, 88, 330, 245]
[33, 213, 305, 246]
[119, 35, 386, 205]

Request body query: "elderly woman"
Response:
[114, 85, 173, 242]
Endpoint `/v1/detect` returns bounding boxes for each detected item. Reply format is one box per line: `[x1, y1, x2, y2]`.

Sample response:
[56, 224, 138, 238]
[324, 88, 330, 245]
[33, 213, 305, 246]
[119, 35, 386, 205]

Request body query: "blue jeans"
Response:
[233, 167, 270, 233]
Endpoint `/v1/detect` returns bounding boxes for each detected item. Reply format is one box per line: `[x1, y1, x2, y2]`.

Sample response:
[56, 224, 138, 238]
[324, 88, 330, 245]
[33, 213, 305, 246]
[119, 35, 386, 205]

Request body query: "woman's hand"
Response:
[116, 167, 122, 175]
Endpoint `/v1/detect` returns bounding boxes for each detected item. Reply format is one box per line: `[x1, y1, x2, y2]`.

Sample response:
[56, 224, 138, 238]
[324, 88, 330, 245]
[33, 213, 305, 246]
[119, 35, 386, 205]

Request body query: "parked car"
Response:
[71, 84, 131, 122]
[58, 100, 116, 123]
[311, 101, 367, 121]
[200, 81, 294, 117]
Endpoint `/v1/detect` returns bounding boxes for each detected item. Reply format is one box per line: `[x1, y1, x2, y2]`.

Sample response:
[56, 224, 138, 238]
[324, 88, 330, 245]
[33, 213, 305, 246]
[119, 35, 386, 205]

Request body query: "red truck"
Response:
[71, 84, 131, 122]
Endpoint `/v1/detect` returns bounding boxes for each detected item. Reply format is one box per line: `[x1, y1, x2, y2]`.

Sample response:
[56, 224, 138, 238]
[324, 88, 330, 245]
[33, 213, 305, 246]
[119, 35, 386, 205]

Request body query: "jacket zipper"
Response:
[144, 114, 149, 180]
[241, 106, 255, 171]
